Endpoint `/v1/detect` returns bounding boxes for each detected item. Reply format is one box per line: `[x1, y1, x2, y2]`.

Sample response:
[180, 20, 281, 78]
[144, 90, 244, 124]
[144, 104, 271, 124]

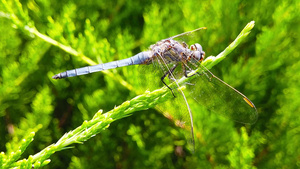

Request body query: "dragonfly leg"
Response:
[202, 70, 214, 81]
[182, 63, 189, 77]
[182, 63, 196, 78]
[182, 64, 197, 86]
[185, 82, 195, 86]
[161, 64, 178, 97]
[167, 64, 178, 81]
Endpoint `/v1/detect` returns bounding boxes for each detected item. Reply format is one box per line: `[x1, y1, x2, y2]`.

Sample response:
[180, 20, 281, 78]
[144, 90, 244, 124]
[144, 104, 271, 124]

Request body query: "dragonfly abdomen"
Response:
[52, 51, 151, 79]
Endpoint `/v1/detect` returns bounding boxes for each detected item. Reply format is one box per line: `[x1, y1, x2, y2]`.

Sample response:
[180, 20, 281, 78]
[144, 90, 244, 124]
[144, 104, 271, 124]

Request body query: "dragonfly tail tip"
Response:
[52, 74, 61, 79]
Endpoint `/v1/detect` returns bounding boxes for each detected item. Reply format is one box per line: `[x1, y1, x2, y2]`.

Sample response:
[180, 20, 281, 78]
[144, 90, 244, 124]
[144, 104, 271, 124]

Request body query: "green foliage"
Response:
[0, 0, 299, 168]
[227, 127, 255, 169]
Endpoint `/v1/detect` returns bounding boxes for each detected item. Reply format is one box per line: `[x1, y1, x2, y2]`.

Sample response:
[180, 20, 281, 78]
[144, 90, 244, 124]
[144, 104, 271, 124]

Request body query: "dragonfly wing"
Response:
[186, 65, 258, 124]
[156, 88, 195, 150]
[163, 27, 207, 47]
[168, 27, 207, 40]
[153, 54, 196, 151]
[132, 52, 196, 150]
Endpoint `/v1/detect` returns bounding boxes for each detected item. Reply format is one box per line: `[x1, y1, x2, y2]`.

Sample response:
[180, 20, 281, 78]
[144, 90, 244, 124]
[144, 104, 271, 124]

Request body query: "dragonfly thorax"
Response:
[149, 40, 205, 65]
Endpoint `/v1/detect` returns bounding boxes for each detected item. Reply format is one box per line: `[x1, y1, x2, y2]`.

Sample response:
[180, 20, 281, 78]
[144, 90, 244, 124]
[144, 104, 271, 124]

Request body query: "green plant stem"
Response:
[202, 21, 255, 69]
[30, 85, 173, 165]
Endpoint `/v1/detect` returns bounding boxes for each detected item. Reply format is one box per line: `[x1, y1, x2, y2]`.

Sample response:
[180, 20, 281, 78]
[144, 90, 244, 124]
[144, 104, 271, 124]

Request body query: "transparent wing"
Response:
[154, 72, 196, 151]
[156, 87, 195, 151]
[130, 53, 196, 150]
[136, 54, 192, 115]
[168, 27, 207, 40]
[186, 65, 258, 124]
[165, 27, 207, 46]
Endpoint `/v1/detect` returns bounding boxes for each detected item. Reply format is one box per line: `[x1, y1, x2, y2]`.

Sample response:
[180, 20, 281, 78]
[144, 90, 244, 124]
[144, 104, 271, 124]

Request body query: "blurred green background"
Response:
[0, 0, 299, 168]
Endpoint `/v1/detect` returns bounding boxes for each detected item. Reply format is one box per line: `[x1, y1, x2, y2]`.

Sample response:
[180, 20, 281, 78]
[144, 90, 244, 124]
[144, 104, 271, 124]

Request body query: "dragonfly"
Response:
[53, 28, 258, 148]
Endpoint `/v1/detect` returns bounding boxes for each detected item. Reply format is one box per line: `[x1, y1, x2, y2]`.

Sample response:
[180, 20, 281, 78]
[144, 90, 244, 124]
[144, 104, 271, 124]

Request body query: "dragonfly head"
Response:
[190, 43, 205, 62]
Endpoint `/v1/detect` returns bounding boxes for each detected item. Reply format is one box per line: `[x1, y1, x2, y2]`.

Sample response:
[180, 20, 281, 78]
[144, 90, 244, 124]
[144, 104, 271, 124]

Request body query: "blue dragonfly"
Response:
[53, 28, 258, 148]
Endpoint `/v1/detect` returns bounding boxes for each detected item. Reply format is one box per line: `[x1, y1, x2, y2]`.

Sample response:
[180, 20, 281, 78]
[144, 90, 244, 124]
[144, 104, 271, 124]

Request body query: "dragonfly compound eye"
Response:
[191, 43, 205, 61]
[190, 44, 196, 51]
[192, 51, 202, 61]
[191, 43, 203, 52]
